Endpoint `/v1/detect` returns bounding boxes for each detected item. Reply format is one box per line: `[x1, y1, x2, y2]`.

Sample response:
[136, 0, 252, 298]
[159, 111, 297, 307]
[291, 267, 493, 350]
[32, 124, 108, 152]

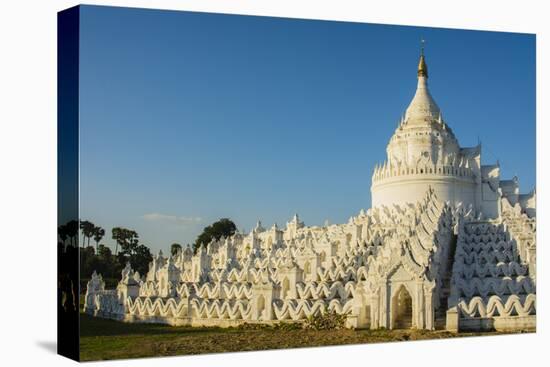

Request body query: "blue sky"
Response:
[78, 5, 536, 253]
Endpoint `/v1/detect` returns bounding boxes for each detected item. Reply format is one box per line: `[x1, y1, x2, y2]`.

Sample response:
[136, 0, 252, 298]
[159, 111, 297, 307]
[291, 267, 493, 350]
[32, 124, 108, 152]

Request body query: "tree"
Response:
[97, 244, 112, 259]
[92, 226, 105, 252]
[116, 242, 152, 277]
[113, 227, 146, 275]
[80, 220, 95, 248]
[112, 227, 139, 255]
[194, 218, 236, 253]
[94, 244, 120, 279]
[77, 225, 154, 285]
[79, 246, 97, 279]
[170, 243, 182, 256]
[130, 244, 153, 276]
[83, 246, 95, 256]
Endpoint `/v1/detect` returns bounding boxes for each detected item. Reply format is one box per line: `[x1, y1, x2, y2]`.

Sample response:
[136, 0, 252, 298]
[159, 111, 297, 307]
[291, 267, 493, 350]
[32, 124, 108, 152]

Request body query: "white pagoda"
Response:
[85, 48, 536, 332]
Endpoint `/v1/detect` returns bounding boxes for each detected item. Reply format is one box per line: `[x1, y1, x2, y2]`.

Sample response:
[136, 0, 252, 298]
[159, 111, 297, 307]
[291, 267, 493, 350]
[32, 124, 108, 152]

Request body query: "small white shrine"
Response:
[85, 50, 536, 332]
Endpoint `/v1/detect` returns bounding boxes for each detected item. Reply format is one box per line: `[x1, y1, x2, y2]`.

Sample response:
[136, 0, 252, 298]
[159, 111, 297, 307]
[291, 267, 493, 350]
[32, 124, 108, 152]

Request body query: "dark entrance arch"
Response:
[392, 285, 413, 329]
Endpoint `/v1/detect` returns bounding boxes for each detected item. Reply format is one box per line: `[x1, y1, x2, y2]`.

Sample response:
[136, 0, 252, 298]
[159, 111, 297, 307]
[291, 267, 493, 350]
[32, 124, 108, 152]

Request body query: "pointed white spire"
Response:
[405, 43, 441, 124]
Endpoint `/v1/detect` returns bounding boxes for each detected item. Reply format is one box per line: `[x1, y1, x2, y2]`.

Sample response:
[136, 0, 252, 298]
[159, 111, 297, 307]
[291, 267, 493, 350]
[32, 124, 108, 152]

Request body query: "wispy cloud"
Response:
[142, 213, 202, 225]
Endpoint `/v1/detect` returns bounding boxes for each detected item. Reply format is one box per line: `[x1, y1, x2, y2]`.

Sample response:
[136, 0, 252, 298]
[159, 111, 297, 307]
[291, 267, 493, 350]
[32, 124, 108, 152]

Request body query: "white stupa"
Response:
[371, 47, 535, 218]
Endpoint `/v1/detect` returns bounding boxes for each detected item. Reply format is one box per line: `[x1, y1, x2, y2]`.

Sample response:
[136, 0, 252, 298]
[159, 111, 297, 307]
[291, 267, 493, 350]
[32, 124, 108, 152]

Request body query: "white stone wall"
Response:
[371, 174, 477, 210]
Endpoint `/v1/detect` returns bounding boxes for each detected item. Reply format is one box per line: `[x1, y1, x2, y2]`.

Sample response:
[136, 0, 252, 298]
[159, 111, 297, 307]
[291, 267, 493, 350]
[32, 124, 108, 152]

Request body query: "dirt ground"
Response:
[79, 314, 531, 361]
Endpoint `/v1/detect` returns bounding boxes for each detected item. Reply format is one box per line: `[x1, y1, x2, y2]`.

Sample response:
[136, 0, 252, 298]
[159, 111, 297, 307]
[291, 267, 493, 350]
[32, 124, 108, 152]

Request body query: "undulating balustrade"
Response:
[448, 221, 536, 330]
[500, 198, 536, 278]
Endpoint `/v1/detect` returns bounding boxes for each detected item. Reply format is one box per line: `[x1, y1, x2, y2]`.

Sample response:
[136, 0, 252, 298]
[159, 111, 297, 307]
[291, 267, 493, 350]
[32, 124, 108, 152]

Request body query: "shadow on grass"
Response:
[80, 313, 239, 337]
[81, 313, 531, 339]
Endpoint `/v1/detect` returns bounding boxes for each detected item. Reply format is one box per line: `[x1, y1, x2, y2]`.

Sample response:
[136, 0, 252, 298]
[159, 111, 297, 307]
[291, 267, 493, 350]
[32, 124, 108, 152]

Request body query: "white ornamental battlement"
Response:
[372, 161, 476, 183]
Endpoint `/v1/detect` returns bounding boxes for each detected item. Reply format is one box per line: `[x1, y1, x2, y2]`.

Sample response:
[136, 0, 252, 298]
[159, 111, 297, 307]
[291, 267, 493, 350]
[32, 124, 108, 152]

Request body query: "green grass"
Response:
[79, 314, 531, 361]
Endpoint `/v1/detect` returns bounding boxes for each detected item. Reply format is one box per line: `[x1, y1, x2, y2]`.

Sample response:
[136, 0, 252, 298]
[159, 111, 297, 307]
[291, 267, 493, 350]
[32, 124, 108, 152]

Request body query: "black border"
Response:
[57, 5, 80, 361]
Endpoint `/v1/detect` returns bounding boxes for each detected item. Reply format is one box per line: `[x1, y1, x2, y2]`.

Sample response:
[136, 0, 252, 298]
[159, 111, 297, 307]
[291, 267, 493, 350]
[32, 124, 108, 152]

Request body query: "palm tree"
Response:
[111, 227, 138, 255]
[80, 220, 95, 248]
[93, 226, 105, 253]
[112, 227, 122, 255]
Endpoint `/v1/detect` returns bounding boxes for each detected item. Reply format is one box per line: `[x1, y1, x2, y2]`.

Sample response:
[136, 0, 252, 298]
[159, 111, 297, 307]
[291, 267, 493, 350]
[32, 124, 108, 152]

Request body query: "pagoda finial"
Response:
[418, 39, 428, 78]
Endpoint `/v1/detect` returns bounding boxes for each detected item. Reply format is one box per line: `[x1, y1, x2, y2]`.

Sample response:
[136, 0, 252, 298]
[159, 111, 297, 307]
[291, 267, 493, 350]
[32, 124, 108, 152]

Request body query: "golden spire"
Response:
[417, 38, 428, 78]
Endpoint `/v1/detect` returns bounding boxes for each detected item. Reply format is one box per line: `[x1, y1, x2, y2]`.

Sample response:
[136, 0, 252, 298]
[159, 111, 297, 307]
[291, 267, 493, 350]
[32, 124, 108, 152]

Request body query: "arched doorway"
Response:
[392, 285, 413, 329]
